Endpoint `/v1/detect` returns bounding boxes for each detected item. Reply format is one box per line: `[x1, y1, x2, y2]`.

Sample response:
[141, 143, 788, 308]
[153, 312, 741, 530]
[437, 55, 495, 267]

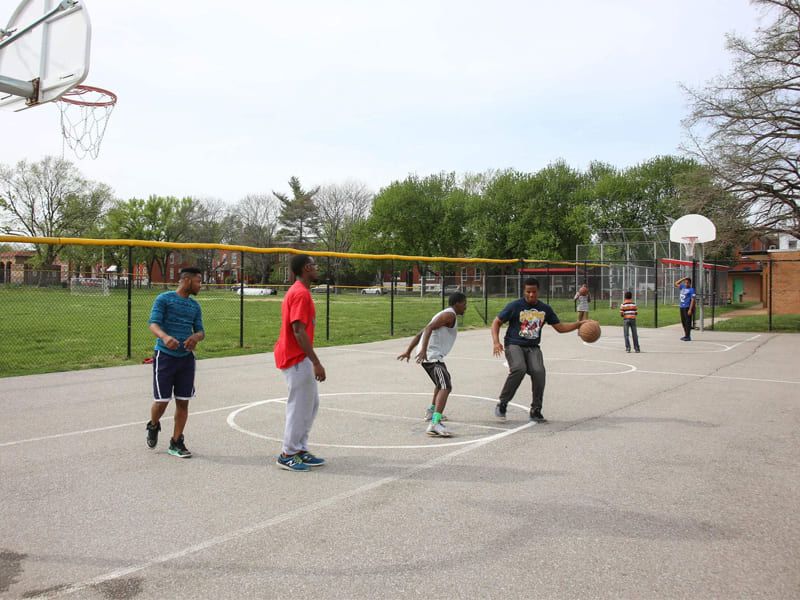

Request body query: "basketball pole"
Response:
[698, 244, 705, 332]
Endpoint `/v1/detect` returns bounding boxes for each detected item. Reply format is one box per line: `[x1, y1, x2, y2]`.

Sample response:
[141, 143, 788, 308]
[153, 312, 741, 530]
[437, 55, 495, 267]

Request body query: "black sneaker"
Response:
[168, 434, 192, 458]
[146, 421, 160, 449]
[494, 403, 507, 420]
[530, 409, 548, 423]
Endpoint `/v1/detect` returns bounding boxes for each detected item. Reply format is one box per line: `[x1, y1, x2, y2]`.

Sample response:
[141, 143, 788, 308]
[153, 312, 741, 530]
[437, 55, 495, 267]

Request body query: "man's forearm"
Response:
[294, 329, 321, 365]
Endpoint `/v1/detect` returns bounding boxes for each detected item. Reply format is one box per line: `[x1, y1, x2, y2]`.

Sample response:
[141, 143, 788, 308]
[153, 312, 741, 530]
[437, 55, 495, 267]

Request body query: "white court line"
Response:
[0, 402, 251, 448]
[34, 419, 536, 599]
[586, 333, 762, 353]
[228, 393, 528, 449]
[635, 369, 799, 386]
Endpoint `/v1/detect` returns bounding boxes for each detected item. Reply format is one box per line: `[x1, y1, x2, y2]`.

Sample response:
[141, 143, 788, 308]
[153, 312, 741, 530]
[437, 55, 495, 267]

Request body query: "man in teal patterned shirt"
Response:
[146, 266, 205, 458]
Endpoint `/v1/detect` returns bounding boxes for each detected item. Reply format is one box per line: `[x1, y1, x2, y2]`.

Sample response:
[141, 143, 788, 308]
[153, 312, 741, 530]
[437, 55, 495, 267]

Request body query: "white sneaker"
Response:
[426, 422, 452, 437]
[424, 408, 447, 422]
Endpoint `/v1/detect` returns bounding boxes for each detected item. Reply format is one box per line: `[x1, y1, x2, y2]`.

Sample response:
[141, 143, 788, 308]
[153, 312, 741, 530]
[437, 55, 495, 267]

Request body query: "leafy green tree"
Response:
[274, 176, 319, 245]
[0, 156, 112, 282]
[104, 195, 200, 283]
[468, 163, 589, 261]
[587, 156, 700, 242]
[354, 172, 470, 286]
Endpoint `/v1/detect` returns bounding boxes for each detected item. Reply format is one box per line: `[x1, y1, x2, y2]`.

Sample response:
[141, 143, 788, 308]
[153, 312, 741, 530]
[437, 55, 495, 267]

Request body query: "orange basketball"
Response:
[579, 320, 601, 343]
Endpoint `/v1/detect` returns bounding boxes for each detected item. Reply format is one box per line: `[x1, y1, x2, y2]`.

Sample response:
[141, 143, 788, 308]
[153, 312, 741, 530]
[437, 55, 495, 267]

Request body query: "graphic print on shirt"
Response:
[519, 309, 546, 340]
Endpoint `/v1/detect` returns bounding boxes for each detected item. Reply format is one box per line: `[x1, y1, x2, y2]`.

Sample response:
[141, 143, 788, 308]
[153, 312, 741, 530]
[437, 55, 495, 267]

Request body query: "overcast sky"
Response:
[0, 0, 767, 204]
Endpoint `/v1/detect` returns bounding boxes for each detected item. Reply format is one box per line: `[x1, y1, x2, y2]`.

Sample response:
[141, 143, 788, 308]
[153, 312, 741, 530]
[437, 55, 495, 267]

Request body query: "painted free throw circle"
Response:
[227, 392, 531, 449]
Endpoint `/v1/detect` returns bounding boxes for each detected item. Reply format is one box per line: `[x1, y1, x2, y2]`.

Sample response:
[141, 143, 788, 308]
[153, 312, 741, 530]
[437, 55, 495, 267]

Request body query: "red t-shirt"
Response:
[274, 280, 316, 369]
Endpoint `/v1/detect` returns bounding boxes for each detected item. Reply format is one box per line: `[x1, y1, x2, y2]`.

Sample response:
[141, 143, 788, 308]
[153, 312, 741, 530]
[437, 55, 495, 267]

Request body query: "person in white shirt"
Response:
[397, 292, 467, 437]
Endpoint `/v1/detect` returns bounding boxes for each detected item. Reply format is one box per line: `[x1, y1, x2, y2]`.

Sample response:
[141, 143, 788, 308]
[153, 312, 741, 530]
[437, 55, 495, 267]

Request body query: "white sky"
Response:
[0, 0, 767, 204]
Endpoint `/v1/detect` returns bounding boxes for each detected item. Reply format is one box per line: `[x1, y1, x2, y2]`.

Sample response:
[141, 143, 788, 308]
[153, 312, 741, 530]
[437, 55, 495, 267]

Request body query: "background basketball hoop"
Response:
[670, 214, 717, 333]
[681, 235, 699, 259]
[57, 84, 117, 159]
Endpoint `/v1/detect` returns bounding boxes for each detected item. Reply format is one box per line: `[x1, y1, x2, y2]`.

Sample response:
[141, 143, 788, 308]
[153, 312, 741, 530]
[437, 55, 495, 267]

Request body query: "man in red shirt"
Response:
[274, 254, 327, 472]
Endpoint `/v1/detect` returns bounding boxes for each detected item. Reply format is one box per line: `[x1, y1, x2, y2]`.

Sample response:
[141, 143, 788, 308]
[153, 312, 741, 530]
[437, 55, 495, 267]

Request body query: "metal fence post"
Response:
[483, 264, 488, 325]
[127, 246, 133, 359]
[441, 262, 446, 310]
[239, 251, 244, 348]
[654, 257, 659, 329]
[390, 259, 395, 336]
[326, 256, 331, 341]
[546, 263, 550, 304]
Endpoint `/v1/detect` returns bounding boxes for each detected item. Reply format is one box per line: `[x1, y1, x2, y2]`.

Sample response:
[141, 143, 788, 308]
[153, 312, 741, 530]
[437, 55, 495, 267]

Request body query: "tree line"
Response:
[0, 154, 752, 286]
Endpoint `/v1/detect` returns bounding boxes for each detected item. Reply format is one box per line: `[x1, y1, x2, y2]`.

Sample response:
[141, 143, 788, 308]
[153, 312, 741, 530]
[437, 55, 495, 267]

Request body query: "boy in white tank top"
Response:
[397, 292, 468, 437]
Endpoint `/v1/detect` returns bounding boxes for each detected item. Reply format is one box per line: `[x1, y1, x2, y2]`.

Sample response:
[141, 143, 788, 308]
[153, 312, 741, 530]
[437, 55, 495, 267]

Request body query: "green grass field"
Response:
[0, 286, 768, 377]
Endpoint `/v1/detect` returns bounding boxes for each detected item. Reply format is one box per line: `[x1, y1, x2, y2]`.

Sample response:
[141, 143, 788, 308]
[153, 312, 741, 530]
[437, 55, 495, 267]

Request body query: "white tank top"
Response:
[415, 307, 458, 362]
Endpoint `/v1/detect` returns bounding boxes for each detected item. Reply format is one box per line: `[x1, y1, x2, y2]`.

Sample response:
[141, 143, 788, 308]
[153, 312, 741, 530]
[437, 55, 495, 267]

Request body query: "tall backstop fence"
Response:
[1, 236, 796, 377]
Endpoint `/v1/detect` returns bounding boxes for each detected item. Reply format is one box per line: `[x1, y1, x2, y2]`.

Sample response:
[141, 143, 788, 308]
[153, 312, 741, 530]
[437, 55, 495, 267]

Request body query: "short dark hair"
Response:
[448, 292, 467, 306]
[179, 266, 201, 277]
[685, 277, 692, 285]
[624, 290, 633, 299]
[523, 277, 539, 288]
[290, 254, 312, 276]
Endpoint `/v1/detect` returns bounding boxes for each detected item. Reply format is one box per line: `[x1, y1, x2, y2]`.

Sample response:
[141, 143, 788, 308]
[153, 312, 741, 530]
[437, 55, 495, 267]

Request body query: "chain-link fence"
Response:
[1, 238, 797, 377]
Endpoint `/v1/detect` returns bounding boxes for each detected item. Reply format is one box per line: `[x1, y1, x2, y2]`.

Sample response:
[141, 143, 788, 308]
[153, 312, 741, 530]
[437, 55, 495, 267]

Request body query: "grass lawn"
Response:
[711, 313, 800, 332]
[0, 286, 774, 377]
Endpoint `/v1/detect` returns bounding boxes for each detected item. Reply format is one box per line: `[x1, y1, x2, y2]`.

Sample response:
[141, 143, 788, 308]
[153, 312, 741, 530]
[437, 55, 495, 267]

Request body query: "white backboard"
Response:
[669, 214, 716, 244]
[0, 0, 91, 110]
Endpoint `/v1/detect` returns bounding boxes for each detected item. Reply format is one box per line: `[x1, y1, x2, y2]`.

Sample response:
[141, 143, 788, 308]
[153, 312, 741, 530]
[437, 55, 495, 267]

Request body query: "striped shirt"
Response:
[620, 300, 638, 320]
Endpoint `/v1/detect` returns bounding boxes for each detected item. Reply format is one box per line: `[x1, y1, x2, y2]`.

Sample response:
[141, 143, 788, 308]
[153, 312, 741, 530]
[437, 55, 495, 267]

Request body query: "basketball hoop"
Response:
[681, 236, 698, 259]
[57, 85, 117, 159]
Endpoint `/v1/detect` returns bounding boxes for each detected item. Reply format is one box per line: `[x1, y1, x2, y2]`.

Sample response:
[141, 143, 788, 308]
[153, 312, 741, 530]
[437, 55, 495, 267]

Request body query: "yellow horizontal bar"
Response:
[0, 235, 519, 265]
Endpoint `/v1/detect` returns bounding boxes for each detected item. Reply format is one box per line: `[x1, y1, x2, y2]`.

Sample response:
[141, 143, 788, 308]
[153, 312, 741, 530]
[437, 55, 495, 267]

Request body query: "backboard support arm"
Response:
[0, 0, 77, 51]
[0, 73, 35, 99]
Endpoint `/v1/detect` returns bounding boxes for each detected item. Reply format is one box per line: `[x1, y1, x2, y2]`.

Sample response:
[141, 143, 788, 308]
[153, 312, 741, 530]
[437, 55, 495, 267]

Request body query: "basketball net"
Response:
[57, 85, 117, 160]
[681, 236, 698, 259]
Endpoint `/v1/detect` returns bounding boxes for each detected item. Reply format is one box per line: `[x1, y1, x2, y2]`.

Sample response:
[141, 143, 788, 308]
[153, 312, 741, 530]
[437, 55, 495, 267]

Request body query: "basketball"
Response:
[579, 320, 601, 343]
[579, 285, 589, 296]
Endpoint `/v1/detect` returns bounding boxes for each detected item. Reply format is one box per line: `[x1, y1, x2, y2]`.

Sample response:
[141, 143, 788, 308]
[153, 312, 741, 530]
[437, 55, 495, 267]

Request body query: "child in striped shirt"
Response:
[620, 291, 640, 353]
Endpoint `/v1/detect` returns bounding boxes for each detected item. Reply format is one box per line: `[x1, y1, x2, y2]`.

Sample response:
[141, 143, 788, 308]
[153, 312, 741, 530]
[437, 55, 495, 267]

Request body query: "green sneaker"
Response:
[168, 434, 192, 458]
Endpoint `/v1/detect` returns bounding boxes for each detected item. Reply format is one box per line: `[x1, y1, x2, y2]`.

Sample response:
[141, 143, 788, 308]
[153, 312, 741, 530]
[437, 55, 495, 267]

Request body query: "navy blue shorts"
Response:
[152, 351, 196, 402]
[421, 361, 452, 390]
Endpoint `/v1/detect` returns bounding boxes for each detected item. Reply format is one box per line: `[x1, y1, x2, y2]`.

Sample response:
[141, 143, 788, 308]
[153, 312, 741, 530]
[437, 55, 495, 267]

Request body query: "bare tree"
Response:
[0, 156, 112, 282]
[188, 197, 234, 283]
[313, 181, 373, 284]
[231, 194, 280, 283]
[682, 0, 800, 239]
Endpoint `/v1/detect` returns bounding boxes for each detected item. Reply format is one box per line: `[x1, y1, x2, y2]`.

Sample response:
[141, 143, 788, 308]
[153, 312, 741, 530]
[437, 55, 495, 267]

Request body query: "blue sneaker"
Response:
[276, 453, 310, 472]
[298, 451, 326, 467]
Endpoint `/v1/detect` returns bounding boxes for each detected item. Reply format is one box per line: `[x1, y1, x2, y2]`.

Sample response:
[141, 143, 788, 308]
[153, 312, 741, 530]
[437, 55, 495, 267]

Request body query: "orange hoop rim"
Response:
[58, 85, 117, 107]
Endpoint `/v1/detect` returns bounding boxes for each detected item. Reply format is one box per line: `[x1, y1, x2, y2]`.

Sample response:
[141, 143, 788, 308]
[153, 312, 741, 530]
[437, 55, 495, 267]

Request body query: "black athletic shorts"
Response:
[421, 361, 452, 390]
[152, 351, 196, 401]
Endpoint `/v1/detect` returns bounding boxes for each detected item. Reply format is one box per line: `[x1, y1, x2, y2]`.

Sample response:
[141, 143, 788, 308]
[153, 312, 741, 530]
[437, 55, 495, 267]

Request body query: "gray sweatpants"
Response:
[281, 358, 319, 455]
[499, 344, 546, 411]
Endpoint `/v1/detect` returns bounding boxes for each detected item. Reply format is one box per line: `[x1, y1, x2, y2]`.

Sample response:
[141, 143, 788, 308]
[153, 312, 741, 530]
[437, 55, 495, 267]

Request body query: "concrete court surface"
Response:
[1, 325, 798, 599]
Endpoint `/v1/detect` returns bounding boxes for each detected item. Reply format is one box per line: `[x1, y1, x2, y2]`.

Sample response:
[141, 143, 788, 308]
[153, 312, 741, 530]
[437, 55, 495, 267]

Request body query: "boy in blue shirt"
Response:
[674, 276, 696, 341]
[146, 266, 205, 457]
[491, 278, 584, 422]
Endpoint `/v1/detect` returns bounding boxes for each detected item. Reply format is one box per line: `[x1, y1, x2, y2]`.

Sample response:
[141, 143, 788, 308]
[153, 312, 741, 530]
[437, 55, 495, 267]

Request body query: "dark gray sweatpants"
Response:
[499, 344, 545, 411]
